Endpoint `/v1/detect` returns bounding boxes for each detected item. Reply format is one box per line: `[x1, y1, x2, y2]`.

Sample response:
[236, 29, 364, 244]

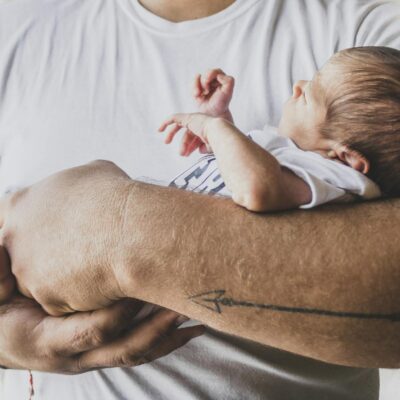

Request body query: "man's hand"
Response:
[0, 226, 205, 372]
[0, 160, 134, 316]
[0, 245, 15, 302]
[158, 112, 219, 156]
[0, 296, 205, 372]
[193, 68, 234, 120]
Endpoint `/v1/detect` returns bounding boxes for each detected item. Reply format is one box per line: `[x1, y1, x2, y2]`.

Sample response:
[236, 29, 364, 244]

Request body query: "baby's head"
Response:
[279, 46, 400, 196]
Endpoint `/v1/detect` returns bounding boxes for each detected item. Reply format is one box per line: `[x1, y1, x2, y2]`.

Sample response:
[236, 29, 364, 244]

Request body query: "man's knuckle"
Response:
[70, 325, 110, 349]
[8, 188, 28, 209]
[116, 353, 141, 368]
[41, 356, 69, 374]
[89, 326, 111, 347]
[90, 160, 118, 172]
[73, 357, 87, 374]
[0, 225, 12, 249]
[136, 353, 152, 366]
[91, 159, 114, 166]
[149, 328, 170, 346]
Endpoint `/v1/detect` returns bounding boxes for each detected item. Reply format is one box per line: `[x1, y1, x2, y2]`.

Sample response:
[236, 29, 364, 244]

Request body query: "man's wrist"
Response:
[112, 179, 174, 300]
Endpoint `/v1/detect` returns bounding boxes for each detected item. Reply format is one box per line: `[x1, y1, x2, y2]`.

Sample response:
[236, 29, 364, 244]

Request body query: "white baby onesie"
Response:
[169, 125, 381, 207]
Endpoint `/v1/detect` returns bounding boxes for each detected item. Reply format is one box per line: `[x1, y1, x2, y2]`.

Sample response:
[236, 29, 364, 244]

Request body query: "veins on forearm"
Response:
[189, 290, 400, 322]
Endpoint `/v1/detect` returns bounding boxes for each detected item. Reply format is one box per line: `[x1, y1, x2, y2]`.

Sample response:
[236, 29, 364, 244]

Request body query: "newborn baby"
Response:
[158, 46, 400, 211]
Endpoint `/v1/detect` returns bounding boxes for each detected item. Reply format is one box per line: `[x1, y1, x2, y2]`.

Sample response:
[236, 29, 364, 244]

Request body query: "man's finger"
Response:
[0, 246, 11, 281]
[0, 275, 15, 304]
[41, 299, 144, 356]
[0, 194, 10, 228]
[75, 309, 203, 371]
[138, 324, 206, 364]
[0, 246, 15, 303]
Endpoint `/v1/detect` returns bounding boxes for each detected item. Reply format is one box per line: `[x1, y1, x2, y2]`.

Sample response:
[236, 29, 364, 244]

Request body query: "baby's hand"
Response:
[193, 69, 234, 118]
[158, 113, 214, 157]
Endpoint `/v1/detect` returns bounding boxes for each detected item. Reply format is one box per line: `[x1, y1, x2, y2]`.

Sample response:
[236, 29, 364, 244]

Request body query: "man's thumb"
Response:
[0, 245, 15, 303]
[0, 193, 11, 228]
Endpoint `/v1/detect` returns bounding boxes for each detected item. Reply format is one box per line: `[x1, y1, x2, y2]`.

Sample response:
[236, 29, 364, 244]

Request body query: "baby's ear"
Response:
[334, 144, 370, 174]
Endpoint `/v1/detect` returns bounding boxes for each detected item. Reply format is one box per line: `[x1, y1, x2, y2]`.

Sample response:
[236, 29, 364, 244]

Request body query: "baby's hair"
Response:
[319, 46, 400, 196]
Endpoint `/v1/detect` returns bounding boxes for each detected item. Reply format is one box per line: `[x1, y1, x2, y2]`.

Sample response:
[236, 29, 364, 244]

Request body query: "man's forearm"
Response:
[117, 181, 400, 368]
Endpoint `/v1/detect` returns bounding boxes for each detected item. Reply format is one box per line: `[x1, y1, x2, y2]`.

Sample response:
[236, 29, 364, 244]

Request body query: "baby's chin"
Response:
[277, 120, 290, 138]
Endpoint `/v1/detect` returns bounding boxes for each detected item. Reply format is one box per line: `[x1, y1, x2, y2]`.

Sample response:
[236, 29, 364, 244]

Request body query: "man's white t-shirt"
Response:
[0, 0, 399, 399]
[169, 126, 381, 208]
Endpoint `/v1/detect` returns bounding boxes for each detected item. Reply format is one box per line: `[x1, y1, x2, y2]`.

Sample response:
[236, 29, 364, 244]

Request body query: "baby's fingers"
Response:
[192, 74, 202, 98]
[185, 136, 203, 157]
[202, 68, 225, 94]
[159, 115, 187, 144]
[159, 114, 190, 131]
[216, 74, 235, 95]
[158, 118, 177, 133]
[180, 131, 198, 156]
[163, 123, 183, 144]
[199, 143, 213, 154]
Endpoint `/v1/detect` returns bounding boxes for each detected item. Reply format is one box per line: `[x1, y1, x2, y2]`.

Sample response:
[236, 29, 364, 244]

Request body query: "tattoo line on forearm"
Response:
[188, 290, 400, 322]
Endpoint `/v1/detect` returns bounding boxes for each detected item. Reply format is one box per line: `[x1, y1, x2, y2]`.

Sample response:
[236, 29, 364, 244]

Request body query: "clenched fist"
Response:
[0, 160, 132, 316]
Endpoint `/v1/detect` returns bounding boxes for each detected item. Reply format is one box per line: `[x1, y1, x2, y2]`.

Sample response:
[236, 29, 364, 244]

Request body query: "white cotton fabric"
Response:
[0, 0, 399, 399]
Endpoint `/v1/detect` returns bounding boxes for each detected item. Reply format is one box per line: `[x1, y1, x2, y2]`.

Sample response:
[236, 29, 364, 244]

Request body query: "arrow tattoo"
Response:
[188, 290, 400, 322]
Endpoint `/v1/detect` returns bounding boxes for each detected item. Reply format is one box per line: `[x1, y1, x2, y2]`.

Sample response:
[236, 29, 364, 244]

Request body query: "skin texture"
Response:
[0, 240, 205, 372]
[0, 0, 399, 373]
[0, 0, 231, 371]
[139, 0, 236, 22]
[0, 294, 204, 372]
[1, 160, 400, 369]
[118, 175, 400, 369]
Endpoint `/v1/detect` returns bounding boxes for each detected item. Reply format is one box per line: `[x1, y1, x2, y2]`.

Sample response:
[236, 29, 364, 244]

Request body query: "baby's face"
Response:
[278, 63, 336, 154]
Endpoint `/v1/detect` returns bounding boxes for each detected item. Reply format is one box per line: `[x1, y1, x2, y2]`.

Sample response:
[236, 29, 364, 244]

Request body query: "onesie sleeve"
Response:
[272, 144, 381, 209]
[246, 126, 381, 209]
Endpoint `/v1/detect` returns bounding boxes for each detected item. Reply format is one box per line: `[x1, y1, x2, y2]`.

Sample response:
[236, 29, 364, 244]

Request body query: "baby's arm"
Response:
[159, 113, 311, 212]
[206, 118, 311, 212]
